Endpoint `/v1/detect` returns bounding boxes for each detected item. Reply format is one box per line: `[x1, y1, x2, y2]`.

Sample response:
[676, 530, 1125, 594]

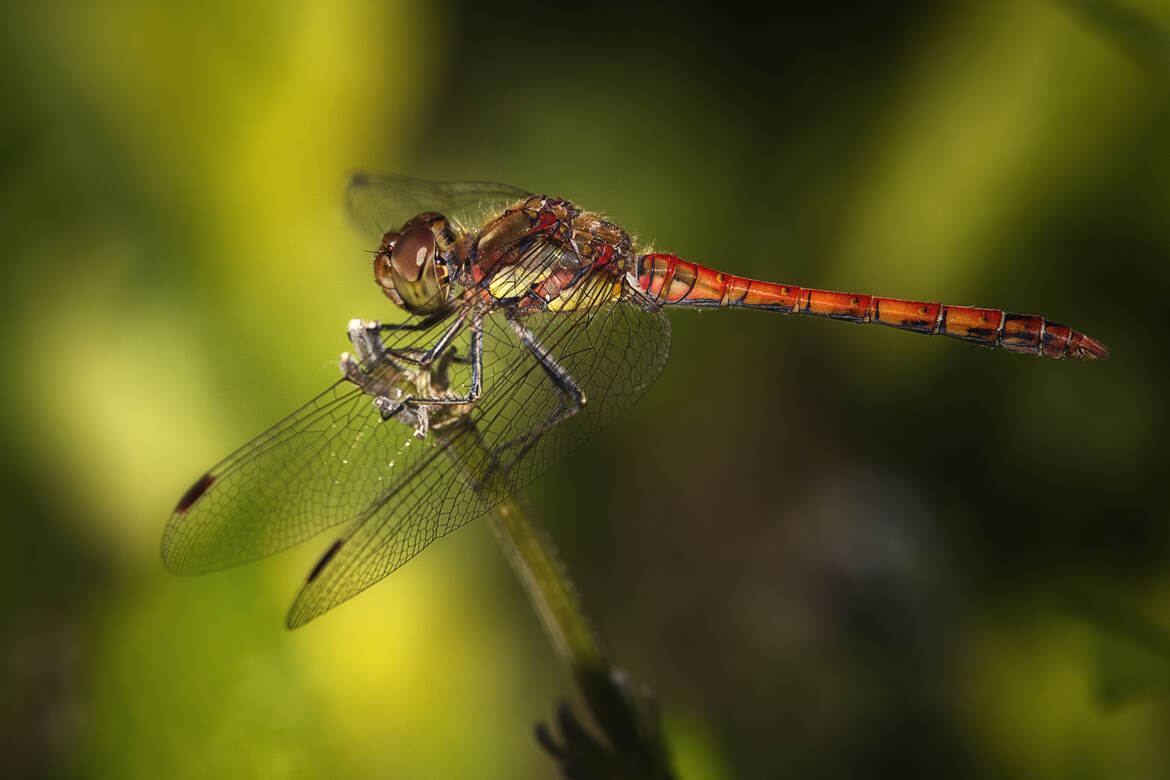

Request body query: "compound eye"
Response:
[372, 231, 405, 306]
[390, 226, 435, 283]
[385, 225, 447, 313]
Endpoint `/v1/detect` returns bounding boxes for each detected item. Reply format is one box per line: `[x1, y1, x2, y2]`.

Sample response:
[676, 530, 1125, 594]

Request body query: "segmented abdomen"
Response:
[636, 253, 1108, 359]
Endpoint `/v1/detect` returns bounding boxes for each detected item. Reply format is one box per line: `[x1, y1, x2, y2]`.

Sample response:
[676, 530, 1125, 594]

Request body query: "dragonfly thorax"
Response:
[373, 212, 456, 315]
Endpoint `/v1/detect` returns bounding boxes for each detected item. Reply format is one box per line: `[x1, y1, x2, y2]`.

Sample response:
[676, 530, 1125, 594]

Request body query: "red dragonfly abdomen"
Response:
[636, 253, 1108, 359]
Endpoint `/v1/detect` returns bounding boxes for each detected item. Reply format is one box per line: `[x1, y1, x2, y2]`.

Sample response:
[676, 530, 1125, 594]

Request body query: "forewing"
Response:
[161, 316, 469, 574]
[345, 172, 532, 238]
[287, 273, 671, 627]
[166, 215, 671, 627]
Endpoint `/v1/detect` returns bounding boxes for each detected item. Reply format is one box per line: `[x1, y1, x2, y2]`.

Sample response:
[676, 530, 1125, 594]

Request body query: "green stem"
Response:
[488, 496, 668, 771]
[444, 421, 670, 774]
[488, 496, 609, 691]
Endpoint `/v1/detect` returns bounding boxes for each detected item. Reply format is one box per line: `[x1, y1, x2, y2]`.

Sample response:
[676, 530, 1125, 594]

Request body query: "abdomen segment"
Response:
[636, 253, 1108, 359]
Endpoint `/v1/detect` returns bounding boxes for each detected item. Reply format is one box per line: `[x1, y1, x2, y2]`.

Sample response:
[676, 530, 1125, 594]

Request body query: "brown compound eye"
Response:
[391, 226, 435, 284]
[373, 231, 404, 307]
[374, 222, 449, 314]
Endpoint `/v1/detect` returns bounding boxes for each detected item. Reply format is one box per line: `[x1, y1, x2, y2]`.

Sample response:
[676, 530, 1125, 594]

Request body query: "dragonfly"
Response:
[162, 173, 1108, 628]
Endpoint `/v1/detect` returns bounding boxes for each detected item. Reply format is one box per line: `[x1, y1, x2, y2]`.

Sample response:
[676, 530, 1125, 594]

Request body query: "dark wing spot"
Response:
[307, 539, 344, 583]
[174, 473, 215, 514]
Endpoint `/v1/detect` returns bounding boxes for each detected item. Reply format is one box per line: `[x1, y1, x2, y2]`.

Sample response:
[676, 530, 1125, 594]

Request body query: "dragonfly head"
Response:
[373, 212, 453, 315]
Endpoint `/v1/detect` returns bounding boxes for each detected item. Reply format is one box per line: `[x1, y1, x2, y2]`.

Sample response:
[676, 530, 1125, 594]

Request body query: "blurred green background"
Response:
[2, 0, 1169, 777]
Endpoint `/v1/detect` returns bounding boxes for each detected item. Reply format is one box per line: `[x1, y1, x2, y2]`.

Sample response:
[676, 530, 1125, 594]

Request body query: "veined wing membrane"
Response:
[345, 173, 531, 238]
[287, 273, 670, 627]
[161, 312, 471, 574]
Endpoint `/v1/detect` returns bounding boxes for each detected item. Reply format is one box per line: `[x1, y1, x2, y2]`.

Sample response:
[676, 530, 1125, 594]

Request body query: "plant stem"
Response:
[443, 421, 671, 775]
[488, 496, 671, 776]
[489, 496, 608, 690]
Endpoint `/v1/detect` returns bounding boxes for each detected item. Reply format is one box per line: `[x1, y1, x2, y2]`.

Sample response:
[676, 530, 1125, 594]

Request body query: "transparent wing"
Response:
[286, 277, 670, 627]
[162, 371, 462, 575]
[164, 221, 670, 626]
[344, 172, 532, 238]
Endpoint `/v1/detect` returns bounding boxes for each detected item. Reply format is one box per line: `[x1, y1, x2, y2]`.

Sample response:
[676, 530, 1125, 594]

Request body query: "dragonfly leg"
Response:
[370, 394, 432, 438]
[369, 312, 485, 437]
[348, 309, 471, 369]
[387, 310, 471, 367]
[340, 350, 437, 436]
[342, 311, 485, 438]
[415, 311, 482, 405]
[373, 306, 455, 333]
[339, 351, 420, 425]
[506, 312, 587, 429]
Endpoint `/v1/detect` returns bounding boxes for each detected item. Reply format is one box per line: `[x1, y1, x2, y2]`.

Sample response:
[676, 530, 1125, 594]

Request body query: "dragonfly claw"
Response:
[373, 394, 404, 420]
[371, 394, 430, 438]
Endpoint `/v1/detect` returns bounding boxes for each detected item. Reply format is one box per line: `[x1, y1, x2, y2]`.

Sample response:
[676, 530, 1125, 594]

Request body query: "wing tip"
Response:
[157, 536, 212, 577]
[284, 593, 321, 631]
[159, 536, 183, 574]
